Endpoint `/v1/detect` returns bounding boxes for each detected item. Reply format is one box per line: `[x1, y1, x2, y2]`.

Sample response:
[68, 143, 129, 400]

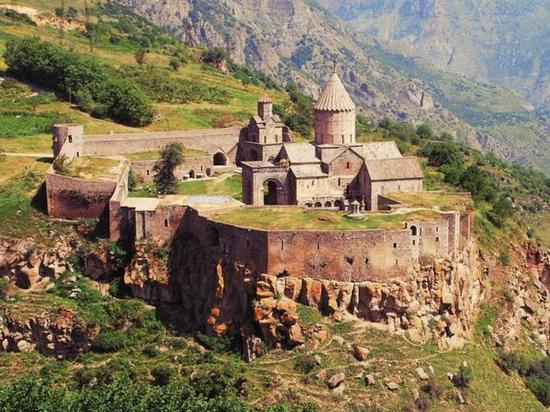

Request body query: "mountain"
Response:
[313, 0, 550, 110]
[116, 0, 549, 174]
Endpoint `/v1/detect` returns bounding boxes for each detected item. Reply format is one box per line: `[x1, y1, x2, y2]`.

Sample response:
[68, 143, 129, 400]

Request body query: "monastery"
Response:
[45, 69, 473, 281]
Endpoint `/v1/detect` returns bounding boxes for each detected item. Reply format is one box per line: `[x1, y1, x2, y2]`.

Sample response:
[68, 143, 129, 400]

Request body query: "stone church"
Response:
[241, 70, 424, 210]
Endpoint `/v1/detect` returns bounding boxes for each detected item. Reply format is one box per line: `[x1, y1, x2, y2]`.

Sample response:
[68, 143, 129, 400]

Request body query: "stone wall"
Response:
[46, 171, 117, 220]
[109, 162, 131, 241]
[136, 205, 188, 242]
[81, 128, 244, 165]
[131, 156, 215, 183]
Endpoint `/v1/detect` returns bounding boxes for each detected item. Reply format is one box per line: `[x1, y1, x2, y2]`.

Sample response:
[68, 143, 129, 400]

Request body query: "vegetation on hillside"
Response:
[4, 37, 155, 126]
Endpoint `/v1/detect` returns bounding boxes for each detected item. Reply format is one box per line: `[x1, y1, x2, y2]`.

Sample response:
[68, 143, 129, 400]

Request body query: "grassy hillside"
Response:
[0, 0, 289, 153]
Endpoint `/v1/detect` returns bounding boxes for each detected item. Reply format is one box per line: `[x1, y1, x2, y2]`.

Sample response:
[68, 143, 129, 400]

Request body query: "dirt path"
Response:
[3, 152, 53, 158]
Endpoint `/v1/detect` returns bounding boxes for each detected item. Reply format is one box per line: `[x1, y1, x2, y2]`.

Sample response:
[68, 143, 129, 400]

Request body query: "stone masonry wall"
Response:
[81, 128, 244, 164]
[46, 171, 117, 220]
[131, 156, 214, 183]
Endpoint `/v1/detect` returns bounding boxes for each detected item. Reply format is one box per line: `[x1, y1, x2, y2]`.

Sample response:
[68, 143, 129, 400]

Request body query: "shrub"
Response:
[0, 278, 10, 299]
[295, 353, 317, 374]
[151, 364, 173, 386]
[154, 143, 184, 195]
[91, 331, 127, 353]
[53, 154, 70, 175]
[452, 364, 473, 388]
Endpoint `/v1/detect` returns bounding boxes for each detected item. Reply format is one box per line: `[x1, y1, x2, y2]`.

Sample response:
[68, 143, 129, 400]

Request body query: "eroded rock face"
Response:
[147, 232, 483, 354]
[0, 308, 98, 359]
[0, 237, 76, 290]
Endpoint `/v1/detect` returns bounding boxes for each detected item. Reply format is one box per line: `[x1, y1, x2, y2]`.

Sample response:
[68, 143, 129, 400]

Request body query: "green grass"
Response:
[212, 208, 441, 231]
[385, 191, 474, 213]
[65, 157, 120, 180]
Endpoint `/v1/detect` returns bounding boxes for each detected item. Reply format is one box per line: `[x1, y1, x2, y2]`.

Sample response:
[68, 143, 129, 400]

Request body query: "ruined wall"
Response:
[46, 171, 116, 220]
[131, 156, 214, 183]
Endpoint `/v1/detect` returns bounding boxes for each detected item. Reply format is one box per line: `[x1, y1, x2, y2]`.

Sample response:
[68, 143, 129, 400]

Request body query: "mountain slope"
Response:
[313, 0, 550, 110]
[115, 0, 549, 174]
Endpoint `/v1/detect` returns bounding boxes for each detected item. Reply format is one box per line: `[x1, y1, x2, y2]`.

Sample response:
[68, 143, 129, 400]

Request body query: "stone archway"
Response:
[324, 201, 332, 208]
[189, 170, 195, 179]
[213, 152, 227, 166]
[263, 180, 279, 205]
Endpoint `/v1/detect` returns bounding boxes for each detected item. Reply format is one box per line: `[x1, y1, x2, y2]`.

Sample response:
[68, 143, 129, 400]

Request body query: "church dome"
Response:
[314, 72, 356, 112]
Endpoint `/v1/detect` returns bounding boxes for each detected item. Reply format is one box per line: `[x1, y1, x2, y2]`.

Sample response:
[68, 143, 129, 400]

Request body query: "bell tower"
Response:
[258, 94, 273, 122]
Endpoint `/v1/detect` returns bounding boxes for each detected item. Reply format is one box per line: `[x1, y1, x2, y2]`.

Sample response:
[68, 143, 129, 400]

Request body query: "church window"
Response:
[341, 135, 345, 143]
[436, 227, 439, 232]
[164, 218, 168, 227]
[338, 178, 341, 186]
[147, 170, 150, 176]
[393, 243, 397, 248]
[346, 162, 350, 169]
[68, 135, 73, 143]
[76, 152, 80, 157]
[412, 240, 416, 245]
[436, 237, 439, 242]
[281, 240, 284, 250]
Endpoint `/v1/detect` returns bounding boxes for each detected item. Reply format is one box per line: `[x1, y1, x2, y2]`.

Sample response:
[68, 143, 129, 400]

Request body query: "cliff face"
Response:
[115, 0, 550, 173]
[141, 230, 485, 354]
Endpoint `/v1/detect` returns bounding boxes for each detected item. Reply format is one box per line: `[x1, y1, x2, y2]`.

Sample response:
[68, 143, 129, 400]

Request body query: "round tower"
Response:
[258, 94, 273, 122]
[314, 69, 356, 145]
[52, 124, 83, 158]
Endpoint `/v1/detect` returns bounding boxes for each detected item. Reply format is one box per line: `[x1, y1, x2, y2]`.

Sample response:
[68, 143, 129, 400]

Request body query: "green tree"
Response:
[154, 143, 184, 194]
[416, 123, 434, 140]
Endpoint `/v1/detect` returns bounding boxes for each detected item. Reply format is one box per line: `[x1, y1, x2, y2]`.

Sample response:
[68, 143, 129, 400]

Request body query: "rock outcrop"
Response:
[0, 308, 98, 358]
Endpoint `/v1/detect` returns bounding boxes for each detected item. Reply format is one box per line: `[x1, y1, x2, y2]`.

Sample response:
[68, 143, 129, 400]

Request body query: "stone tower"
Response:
[314, 68, 356, 146]
[258, 94, 273, 122]
[52, 123, 84, 158]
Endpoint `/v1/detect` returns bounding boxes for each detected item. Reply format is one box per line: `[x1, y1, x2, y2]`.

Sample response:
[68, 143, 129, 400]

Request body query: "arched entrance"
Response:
[189, 170, 195, 178]
[263, 180, 279, 205]
[213, 152, 227, 166]
[410, 225, 418, 236]
[314, 202, 322, 208]
[324, 201, 332, 208]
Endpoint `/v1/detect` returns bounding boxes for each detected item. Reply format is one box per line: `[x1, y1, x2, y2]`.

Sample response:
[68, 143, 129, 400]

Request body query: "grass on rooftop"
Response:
[65, 156, 120, 181]
[212, 207, 441, 231]
[385, 191, 474, 213]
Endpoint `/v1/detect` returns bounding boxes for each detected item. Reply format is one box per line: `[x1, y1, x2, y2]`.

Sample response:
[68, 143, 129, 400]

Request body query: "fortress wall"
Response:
[109, 162, 131, 241]
[138, 205, 188, 242]
[459, 211, 473, 249]
[265, 229, 418, 282]
[409, 220, 450, 258]
[182, 209, 269, 274]
[46, 172, 116, 220]
[130, 156, 214, 183]
[81, 128, 243, 162]
[438, 212, 460, 257]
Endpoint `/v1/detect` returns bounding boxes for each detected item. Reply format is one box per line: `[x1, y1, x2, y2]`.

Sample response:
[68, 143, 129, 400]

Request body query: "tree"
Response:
[134, 49, 147, 65]
[154, 143, 184, 194]
[169, 57, 182, 71]
[416, 123, 434, 140]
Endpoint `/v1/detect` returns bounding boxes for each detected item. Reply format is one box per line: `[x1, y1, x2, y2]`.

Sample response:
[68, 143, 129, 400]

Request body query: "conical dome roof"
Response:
[314, 72, 356, 112]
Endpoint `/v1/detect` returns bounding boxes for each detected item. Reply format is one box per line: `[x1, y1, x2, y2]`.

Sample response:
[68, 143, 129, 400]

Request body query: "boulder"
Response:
[416, 367, 429, 381]
[353, 345, 369, 361]
[327, 372, 345, 389]
[365, 373, 375, 386]
[385, 381, 399, 390]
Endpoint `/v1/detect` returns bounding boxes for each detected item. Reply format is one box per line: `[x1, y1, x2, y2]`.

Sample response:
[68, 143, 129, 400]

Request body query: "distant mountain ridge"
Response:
[313, 0, 550, 110]
[115, 0, 549, 173]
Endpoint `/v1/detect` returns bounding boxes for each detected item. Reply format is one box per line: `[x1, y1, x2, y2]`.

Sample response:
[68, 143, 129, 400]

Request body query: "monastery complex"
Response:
[46, 70, 474, 282]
